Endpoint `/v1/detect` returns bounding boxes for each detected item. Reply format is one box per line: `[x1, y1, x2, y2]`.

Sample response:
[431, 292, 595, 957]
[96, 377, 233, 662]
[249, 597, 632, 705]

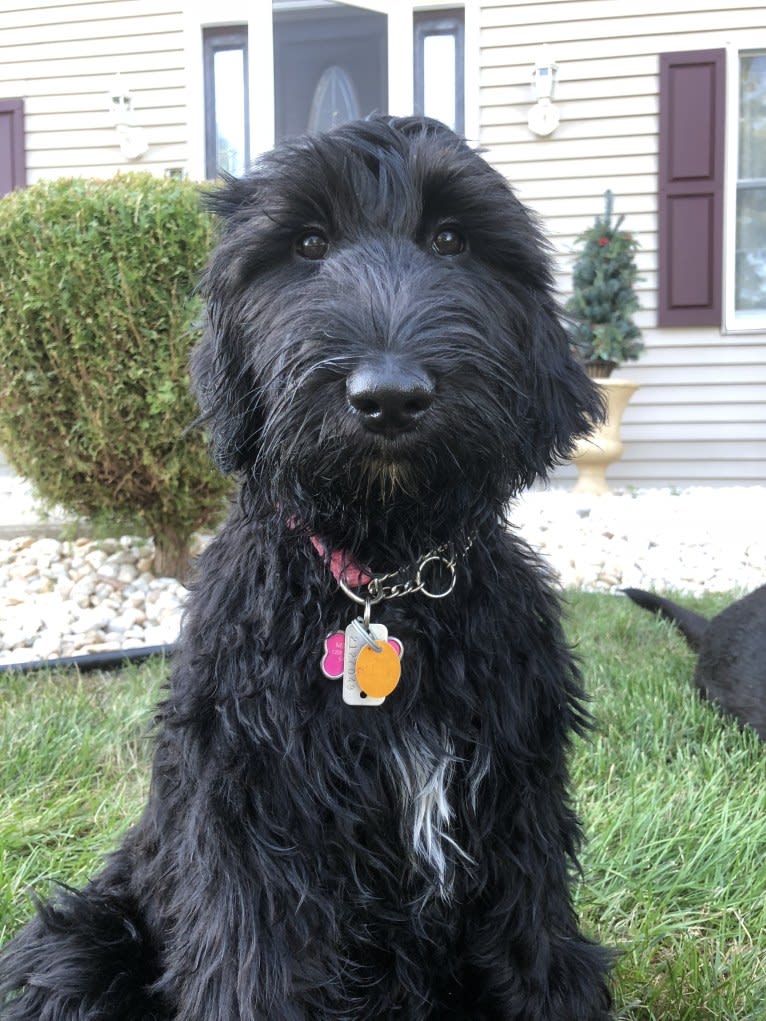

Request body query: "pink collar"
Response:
[309, 534, 372, 588]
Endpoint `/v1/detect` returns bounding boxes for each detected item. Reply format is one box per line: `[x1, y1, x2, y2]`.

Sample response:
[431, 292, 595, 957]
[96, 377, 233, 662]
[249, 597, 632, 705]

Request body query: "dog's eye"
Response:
[296, 232, 330, 261]
[431, 227, 465, 257]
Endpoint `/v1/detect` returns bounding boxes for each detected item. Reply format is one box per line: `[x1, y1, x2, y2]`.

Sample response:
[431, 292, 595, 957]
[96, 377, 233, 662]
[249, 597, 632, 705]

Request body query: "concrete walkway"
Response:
[0, 470, 80, 540]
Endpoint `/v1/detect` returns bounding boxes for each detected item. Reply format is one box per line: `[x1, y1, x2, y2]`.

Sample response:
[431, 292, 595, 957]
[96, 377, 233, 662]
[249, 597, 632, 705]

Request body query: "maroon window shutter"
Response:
[658, 49, 725, 327]
[0, 99, 26, 197]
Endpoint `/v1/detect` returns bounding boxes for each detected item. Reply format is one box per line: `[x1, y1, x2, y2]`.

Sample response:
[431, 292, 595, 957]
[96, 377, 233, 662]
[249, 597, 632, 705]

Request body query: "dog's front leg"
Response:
[159, 887, 322, 1021]
[461, 903, 613, 1021]
[140, 770, 339, 1021]
[456, 793, 613, 1020]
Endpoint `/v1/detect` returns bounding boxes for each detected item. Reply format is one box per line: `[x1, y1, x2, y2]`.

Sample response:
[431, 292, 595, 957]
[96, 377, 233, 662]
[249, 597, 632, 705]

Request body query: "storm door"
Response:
[273, 3, 387, 141]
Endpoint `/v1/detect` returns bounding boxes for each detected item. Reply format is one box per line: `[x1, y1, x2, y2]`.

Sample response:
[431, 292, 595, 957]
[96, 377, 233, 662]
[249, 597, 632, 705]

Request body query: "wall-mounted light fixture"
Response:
[528, 47, 560, 137]
[108, 76, 149, 161]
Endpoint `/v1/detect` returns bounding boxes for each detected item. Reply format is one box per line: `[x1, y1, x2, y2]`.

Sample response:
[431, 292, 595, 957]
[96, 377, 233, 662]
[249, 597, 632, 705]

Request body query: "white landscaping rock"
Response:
[0, 535, 189, 662]
[511, 485, 766, 597]
[0, 486, 765, 664]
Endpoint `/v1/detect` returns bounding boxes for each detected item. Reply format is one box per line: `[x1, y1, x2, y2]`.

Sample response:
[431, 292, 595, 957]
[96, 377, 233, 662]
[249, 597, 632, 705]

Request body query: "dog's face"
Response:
[194, 116, 602, 535]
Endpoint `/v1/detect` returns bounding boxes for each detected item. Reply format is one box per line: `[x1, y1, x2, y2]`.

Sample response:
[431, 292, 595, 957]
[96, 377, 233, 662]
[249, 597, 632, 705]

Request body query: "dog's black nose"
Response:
[347, 363, 435, 435]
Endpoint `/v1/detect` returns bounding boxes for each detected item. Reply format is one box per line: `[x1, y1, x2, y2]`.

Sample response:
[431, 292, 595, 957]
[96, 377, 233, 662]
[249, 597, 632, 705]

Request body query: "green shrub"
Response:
[0, 174, 230, 576]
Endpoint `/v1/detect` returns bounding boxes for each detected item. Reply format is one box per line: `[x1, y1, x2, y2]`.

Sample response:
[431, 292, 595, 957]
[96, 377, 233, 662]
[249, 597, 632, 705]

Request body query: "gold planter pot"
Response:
[571, 378, 639, 495]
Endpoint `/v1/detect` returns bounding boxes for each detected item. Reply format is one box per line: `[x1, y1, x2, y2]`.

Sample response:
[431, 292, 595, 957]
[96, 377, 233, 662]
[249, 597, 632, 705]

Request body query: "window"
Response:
[308, 66, 361, 133]
[413, 9, 464, 135]
[203, 27, 249, 179]
[730, 51, 766, 328]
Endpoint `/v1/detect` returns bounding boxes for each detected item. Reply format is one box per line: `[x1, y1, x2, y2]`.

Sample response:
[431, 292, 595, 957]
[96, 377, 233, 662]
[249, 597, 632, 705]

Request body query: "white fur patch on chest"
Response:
[388, 729, 485, 899]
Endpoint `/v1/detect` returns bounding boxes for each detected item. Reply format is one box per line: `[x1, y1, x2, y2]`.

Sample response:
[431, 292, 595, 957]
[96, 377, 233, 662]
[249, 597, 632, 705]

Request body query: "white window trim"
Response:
[183, 1, 477, 181]
[724, 37, 766, 334]
[183, 1, 265, 179]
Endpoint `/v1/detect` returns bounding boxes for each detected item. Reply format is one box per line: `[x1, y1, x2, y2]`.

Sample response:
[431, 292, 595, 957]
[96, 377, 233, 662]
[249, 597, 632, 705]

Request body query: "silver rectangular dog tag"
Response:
[342, 620, 388, 707]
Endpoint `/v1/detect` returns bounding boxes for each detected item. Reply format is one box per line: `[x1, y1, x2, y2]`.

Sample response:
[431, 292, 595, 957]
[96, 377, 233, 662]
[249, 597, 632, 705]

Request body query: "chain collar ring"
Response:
[337, 542, 469, 607]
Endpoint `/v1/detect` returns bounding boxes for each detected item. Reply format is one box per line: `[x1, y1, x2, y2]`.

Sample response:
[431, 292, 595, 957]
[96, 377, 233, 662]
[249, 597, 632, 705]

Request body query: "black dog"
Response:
[624, 585, 766, 739]
[0, 116, 613, 1019]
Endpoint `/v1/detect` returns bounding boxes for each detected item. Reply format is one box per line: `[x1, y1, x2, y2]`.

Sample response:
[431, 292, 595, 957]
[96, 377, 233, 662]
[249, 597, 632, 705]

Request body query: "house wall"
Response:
[479, 0, 766, 487]
[1, 1, 764, 488]
[0, 0, 188, 181]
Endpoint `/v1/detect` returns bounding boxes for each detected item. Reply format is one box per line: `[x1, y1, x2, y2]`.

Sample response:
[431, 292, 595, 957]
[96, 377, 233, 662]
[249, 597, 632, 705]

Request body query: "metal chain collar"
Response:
[338, 537, 474, 607]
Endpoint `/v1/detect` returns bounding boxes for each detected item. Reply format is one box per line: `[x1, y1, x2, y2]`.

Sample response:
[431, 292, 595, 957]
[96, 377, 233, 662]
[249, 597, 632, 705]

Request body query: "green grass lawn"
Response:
[568, 591, 766, 1021]
[1, 590, 764, 1018]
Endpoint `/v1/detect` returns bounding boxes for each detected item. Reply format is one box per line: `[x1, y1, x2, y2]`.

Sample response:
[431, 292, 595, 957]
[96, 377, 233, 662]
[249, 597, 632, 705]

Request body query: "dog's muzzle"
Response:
[346, 360, 435, 437]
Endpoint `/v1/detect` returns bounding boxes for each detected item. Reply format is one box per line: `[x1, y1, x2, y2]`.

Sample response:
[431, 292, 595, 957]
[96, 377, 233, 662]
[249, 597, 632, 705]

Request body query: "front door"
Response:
[273, 3, 387, 141]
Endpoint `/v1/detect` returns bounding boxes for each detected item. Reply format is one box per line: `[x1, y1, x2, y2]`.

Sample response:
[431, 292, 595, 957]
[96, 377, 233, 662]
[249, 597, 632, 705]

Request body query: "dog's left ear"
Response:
[191, 298, 262, 474]
[521, 299, 606, 482]
[191, 178, 270, 474]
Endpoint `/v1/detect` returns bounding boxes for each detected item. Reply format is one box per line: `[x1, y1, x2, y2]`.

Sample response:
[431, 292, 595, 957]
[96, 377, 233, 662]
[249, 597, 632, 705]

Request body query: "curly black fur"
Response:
[1, 116, 612, 1019]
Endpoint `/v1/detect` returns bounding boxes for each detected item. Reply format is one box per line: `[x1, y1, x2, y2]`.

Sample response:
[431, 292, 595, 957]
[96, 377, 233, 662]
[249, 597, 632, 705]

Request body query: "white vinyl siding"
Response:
[479, 0, 766, 487]
[0, 0, 188, 181]
[1, 0, 764, 487]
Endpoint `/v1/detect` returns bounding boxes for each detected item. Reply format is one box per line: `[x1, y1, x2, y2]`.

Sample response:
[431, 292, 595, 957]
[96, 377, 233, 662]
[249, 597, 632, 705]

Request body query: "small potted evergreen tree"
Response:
[566, 191, 643, 494]
[566, 189, 643, 377]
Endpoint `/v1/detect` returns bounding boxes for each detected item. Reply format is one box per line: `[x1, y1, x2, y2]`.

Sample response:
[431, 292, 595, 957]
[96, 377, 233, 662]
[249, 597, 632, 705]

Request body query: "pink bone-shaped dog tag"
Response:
[321, 630, 402, 679]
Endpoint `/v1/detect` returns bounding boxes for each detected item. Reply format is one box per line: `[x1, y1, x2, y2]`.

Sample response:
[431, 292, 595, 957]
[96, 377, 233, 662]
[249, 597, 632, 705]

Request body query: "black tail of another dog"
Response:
[0, 883, 163, 1020]
[622, 588, 710, 651]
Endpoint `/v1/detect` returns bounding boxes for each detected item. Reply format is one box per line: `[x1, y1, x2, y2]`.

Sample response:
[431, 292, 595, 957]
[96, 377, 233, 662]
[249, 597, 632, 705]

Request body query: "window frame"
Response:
[413, 8, 465, 136]
[202, 25, 250, 180]
[724, 39, 766, 334]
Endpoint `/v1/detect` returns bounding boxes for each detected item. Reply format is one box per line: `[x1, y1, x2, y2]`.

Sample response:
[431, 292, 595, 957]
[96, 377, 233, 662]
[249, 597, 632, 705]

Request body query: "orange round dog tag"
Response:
[355, 641, 401, 697]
